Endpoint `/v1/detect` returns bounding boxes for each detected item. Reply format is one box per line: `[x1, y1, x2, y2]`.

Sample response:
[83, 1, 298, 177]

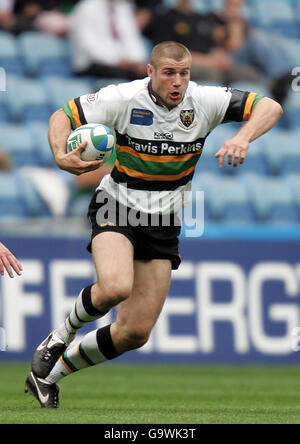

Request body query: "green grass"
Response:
[0, 363, 300, 424]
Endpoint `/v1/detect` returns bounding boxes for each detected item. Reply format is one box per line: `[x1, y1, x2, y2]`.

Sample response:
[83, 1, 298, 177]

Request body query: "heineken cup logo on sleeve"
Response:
[0, 327, 7, 352]
[0, 68, 6, 92]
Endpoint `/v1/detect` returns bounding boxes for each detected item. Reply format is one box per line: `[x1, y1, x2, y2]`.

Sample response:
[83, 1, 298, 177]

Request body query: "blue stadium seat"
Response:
[0, 172, 26, 220]
[193, 172, 253, 223]
[17, 172, 52, 218]
[18, 32, 70, 76]
[285, 174, 300, 217]
[284, 89, 300, 130]
[0, 88, 10, 123]
[262, 130, 299, 176]
[0, 124, 38, 167]
[250, 0, 295, 27]
[26, 122, 56, 168]
[42, 76, 93, 111]
[6, 76, 52, 123]
[244, 173, 298, 224]
[0, 31, 24, 76]
[239, 139, 268, 176]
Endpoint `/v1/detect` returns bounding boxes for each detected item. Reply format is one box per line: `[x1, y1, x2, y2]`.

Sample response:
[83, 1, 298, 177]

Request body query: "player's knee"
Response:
[93, 280, 132, 309]
[122, 325, 151, 350]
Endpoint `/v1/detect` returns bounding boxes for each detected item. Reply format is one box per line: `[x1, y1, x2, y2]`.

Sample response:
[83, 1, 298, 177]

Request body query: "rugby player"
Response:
[25, 41, 283, 408]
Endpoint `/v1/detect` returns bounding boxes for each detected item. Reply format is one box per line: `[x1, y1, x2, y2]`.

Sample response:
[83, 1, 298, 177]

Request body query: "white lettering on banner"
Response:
[249, 263, 300, 355]
[156, 298, 197, 353]
[1, 261, 43, 351]
[291, 327, 300, 352]
[1, 259, 300, 356]
[196, 262, 248, 353]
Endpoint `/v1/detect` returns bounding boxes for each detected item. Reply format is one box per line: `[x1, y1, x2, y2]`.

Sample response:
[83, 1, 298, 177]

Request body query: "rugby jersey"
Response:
[63, 78, 263, 214]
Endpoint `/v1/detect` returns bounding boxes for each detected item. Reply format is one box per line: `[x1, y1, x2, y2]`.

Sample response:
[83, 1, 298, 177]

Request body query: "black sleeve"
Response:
[223, 89, 250, 122]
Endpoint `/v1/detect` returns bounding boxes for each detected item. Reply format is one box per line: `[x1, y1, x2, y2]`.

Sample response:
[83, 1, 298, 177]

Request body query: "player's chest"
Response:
[117, 101, 210, 143]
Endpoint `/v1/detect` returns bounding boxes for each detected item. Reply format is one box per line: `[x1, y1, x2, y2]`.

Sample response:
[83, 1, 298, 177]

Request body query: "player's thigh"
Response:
[115, 258, 172, 333]
[91, 231, 135, 300]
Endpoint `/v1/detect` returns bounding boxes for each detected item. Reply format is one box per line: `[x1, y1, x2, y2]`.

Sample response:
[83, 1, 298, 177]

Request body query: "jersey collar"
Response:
[147, 80, 168, 110]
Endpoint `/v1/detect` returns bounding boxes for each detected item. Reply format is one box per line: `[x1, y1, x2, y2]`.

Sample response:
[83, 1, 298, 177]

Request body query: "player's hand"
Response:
[55, 142, 104, 175]
[0, 242, 23, 278]
[215, 136, 249, 168]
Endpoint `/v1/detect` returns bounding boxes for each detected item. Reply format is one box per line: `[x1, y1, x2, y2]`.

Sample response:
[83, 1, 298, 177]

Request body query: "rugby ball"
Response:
[67, 123, 115, 162]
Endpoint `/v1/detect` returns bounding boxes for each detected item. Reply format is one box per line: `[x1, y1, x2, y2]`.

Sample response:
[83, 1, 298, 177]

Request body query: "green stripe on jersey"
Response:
[251, 94, 265, 111]
[63, 103, 77, 130]
[117, 151, 201, 176]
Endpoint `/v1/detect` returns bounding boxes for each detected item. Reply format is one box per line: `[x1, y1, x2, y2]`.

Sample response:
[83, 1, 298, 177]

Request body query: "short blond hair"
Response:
[150, 41, 192, 69]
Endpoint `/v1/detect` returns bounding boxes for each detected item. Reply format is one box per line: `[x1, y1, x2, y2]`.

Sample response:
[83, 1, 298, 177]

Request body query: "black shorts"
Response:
[86, 190, 182, 270]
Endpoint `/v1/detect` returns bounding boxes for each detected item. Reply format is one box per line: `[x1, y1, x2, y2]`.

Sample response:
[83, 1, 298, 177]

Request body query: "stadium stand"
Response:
[0, 31, 24, 76]
[0, 173, 26, 220]
[18, 32, 71, 77]
[0, 0, 299, 227]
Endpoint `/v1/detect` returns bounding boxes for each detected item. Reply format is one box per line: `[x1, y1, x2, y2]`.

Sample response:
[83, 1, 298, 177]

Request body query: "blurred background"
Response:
[0, 0, 300, 364]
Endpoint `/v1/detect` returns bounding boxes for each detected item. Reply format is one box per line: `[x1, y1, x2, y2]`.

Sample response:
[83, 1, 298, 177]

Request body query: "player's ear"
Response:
[147, 64, 153, 78]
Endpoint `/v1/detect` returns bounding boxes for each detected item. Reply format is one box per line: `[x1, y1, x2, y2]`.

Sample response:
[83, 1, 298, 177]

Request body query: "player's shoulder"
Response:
[187, 81, 232, 98]
[98, 78, 149, 103]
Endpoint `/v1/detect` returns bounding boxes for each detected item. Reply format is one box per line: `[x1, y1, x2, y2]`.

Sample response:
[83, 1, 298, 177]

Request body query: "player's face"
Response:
[147, 58, 191, 110]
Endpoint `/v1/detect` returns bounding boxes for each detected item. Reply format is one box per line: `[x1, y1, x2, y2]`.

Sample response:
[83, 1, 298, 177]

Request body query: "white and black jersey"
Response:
[63, 78, 263, 214]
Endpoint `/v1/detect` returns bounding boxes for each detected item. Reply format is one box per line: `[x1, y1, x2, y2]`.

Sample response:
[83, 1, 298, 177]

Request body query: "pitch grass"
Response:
[0, 363, 300, 424]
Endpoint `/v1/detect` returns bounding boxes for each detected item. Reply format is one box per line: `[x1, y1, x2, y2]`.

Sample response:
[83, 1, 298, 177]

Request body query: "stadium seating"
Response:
[263, 130, 300, 176]
[42, 76, 93, 111]
[0, 31, 24, 76]
[285, 174, 300, 218]
[243, 173, 299, 224]
[0, 89, 10, 123]
[284, 89, 300, 130]
[0, 124, 38, 168]
[192, 172, 254, 223]
[249, 0, 299, 38]
[0, 173, 26, 220]
[17, 172, 52, 218]
[6, 76, 52, 123]
[26, 122, 56, 168]
[18, 32, 71, 76]
[0, 17, 299, 227]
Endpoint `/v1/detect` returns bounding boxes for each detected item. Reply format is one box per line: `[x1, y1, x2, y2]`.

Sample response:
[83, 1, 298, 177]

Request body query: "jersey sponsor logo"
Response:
[179, 109, 197, 130]
[130, 109, 154, 126]
[119, 133, 205, 156]
[154, 131, 174, 140]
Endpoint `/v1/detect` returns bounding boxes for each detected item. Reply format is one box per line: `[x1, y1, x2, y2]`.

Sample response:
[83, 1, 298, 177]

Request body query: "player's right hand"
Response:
[56, 142, 104, 175]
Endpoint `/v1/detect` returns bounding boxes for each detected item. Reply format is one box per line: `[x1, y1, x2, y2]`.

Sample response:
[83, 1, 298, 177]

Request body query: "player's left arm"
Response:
[215, 97, 283, 168]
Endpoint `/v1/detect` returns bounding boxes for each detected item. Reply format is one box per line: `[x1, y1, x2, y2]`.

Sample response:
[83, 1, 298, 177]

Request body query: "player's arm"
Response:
[0, 242, 22, 278]
[48, 109, 103, 175]
[215, 95, 283, 168]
